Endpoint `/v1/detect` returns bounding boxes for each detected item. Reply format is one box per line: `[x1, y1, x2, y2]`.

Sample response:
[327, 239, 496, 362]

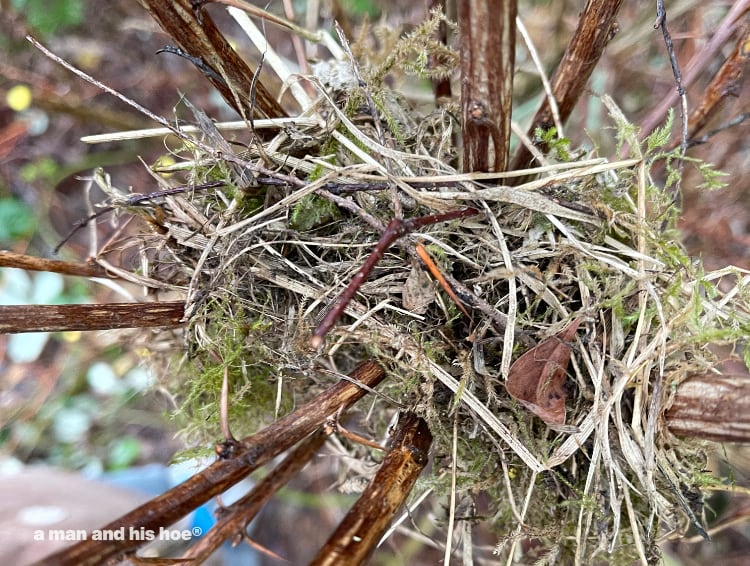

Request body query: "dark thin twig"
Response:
[155, 45, 225, 84]
[319, 190, 387, 233]
[686, 112, 750, 148]
[141, 0, 286, 118]
[639, 0, 750, 139]
[654, 0, 688, 157]
[311, 207, 479, 348]
[27, 36, 178, 132]
[658, 462, 710, 541]
[54, 181, 227, 253]
[27, 33, 284, 180]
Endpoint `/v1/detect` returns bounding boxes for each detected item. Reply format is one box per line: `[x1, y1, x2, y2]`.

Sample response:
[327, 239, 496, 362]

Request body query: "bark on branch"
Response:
[667, 373, 750, 443]
[0, 250, 111, 278]
[137, 0, 286, 118]
[0, 302, 186, 333]
[509, 0, 624, 173]
[310, 412, 432, 565]
[458, 0, 516, 172]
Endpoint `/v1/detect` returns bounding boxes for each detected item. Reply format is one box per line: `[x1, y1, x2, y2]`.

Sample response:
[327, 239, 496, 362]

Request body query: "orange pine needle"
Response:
[414, 243, 471, 319]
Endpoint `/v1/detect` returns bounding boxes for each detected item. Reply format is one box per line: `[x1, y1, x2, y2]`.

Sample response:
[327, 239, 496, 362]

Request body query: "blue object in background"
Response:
[101, 460, 259, 565]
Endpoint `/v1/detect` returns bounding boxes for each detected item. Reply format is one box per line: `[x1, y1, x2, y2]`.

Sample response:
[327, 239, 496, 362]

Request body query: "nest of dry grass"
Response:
[75, 9, 750, 565]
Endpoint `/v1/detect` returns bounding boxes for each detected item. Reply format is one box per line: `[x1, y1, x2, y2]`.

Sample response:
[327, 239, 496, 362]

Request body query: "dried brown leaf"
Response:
[402, 261, 435, 314]
[506, 318, 582, 424]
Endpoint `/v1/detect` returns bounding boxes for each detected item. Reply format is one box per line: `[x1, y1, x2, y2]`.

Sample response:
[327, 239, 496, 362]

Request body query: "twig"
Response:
[138, 0, 286, 118]
[509, 0, 624, 174]
[415, 243, 471, 319]
[54, 180, 227, 253]
[0, 250, 110, 278]
[654, 0, 688, 158]
[686, 112, 750, 148]
[227, 6, 315, 114]
[684, 23, 750, 142]
[26, 35, 177, 130]
[311, 208, 478, 348]
[181, 430, 327, 563]
[639, 0, 750, 138]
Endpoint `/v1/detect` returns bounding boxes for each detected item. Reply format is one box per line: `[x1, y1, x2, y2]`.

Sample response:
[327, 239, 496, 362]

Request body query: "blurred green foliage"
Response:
[340, 0, 379, 18]
[0, 198, 36, 243]
[11, 0, 84, 37]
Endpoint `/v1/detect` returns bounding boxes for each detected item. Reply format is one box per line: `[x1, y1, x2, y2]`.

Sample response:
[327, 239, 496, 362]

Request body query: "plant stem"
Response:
[0, 302, 186, 333]
[309, 412, 432, 565]
[457, 0, 517, 172]
[509, 0, 624, 174]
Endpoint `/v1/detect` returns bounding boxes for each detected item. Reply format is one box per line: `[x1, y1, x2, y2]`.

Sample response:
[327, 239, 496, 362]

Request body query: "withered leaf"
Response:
[402, 262, 435, 314]
[506, 318, 582, 425]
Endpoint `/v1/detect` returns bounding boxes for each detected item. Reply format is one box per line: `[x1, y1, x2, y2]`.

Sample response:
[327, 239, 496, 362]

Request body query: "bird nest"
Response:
[71, 15, 750, 566]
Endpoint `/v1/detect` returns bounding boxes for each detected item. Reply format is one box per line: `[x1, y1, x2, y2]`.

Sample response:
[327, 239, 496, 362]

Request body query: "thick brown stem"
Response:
[34, 360, 386, 566]
[509, 0, 624, 174]
[667, 373, 750, 443]
[457, 0, 516, 172]
[309, 412, 432, 566]
[137, 0, 286, 118]
[0, 302, 185, 333]
[685, 23, 750, 142]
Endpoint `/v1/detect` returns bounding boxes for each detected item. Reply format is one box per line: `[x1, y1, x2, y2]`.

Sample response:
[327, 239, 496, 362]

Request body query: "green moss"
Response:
[172, 299, 291, 444]
[290, 193, 341, 231]
[534, 126, 574, 162]
[644, 108, 674, 153]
